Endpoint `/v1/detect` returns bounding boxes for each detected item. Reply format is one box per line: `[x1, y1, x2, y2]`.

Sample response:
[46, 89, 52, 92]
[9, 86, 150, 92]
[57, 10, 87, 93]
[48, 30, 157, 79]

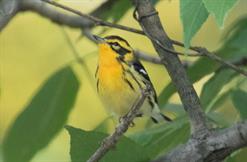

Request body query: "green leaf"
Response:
[200, 68, 237, 110]
[209, 89, 232, 112]
[158, 84, 176, 107]
[91, 0, 160, 23]
[203, 0, 238, 27]
[219, 20, 247, 59]
[3, 66, 80, 162]
[207, 112, 232, 127]
[93, 117, 111, 133]
[161, 103, 186, 116]
[180, 0, 209, 48]
[159, 16, 247, 106]
[130, 117, 189, 158]
[226, 148, 247, 162]
[91, 0, 132, 23]
[206, 77, 247, 112]
[89, 0, 133, 35]
[89, 0, 160, 36]
[0, 146, 3, 162]
[232, 89, 247, 119]
[66, 126, 150, 162]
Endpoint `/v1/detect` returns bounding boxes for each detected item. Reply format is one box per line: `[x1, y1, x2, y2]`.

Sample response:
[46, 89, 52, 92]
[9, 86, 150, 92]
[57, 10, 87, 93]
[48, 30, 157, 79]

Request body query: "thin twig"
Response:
[41, 0, 144, 35]
[232, 57, 247, 66]
[134, 50, 162, 64]
[192, 47, 247, 77]
[87, 89, 148, 162]
[40, 0, 247, 78]
[40, 0, 197, 56]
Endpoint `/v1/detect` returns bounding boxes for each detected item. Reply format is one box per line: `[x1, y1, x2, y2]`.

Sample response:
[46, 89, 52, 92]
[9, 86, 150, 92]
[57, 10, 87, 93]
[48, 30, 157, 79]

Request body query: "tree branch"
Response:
[38, 0, 144, 34]
[25, 0, 247, 78]
[134, 50, 163, 64]
[20, 0, 94, 28]
[87, 89, 148, 162]
[0, 0, 20, 31]
[134, 50, 193, 67]
[192, 47, 247, 77]
[132, 0, 208, 134]
[153, 121, 247, 162]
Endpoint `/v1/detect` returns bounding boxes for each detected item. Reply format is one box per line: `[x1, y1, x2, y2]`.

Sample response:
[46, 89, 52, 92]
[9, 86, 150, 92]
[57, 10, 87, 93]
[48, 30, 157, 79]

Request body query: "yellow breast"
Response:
[97, 43, 124, 92]
[96, 44, 139, 116]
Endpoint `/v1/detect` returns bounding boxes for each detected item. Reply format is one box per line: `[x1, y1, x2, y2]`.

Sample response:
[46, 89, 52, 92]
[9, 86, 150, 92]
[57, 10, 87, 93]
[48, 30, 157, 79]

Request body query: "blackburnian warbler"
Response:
[94, 35, 171, 123]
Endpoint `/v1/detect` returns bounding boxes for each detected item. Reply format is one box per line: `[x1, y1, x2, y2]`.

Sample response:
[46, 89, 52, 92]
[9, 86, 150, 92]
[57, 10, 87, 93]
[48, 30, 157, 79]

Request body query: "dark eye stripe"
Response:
[110, 42, 119, 46]
[116, 48, 130, 55]
[109, 42, 130, 55]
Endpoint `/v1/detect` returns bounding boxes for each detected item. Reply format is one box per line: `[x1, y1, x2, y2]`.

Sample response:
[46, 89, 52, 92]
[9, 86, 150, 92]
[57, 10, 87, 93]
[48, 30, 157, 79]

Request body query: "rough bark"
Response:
[0, 0, 19, 31]
[154, 121, 247, 162]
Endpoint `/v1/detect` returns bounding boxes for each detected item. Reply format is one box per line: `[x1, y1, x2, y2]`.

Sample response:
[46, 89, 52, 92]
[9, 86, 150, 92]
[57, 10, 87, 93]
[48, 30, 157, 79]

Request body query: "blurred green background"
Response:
[1, 0, 247, 161]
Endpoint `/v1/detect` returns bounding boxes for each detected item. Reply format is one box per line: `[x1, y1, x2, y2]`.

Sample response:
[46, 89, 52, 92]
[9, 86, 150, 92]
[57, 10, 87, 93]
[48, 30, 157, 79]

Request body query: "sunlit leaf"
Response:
[3, 66, 80, 162]
[180, 0, 209, 48]
[207, 112, 232, 127]
[66, 126, 150, 162]
[225, 148, 247, 162]
[208, 89, 232, 112]
[200, 68, 237, 110]
[203, 0, 239, 27]
[232, 89, 247, 119]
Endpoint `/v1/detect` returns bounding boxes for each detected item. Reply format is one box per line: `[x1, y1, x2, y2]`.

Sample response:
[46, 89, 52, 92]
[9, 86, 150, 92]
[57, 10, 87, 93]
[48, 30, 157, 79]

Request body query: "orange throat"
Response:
[97, 43, 123, 91]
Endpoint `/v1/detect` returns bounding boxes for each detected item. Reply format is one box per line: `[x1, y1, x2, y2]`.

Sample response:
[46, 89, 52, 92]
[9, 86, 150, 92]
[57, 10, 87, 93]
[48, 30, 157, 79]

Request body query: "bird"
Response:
[94, 35, 171, 123]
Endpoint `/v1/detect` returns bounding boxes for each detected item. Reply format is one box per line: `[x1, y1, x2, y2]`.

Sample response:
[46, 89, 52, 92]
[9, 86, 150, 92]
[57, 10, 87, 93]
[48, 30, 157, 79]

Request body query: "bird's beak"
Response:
[92, 35, 105, 44]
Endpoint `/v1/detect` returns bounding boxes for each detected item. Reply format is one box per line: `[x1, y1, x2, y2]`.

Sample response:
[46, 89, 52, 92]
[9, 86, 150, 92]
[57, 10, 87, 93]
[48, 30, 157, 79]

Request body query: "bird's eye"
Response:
[110, 42, 121, 50]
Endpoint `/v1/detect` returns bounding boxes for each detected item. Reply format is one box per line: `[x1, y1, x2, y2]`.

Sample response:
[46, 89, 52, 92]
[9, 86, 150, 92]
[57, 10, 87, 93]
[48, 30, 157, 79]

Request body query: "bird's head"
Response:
[93, 35, 134, 62]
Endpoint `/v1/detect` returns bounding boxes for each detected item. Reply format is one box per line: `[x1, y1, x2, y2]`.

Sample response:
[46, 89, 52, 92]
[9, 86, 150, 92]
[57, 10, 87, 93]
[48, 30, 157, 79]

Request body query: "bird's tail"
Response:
[151, 113, 172, 123]
[151, 104, 172, 123]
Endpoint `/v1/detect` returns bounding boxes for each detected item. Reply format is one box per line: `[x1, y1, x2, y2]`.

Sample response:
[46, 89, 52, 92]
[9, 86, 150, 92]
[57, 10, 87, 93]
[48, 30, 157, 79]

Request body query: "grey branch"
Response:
[192, 47, 247, 77]
[2, 0, 244, 77]
[0, 0, 20, 31]
[133, 0, 208, 134]
[153, 121, 247, 162]
[134, 50, 163, 64]
[39, 0, 144, 35]
[87, 90, 148, 162]
[20, 0, 93, 28]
